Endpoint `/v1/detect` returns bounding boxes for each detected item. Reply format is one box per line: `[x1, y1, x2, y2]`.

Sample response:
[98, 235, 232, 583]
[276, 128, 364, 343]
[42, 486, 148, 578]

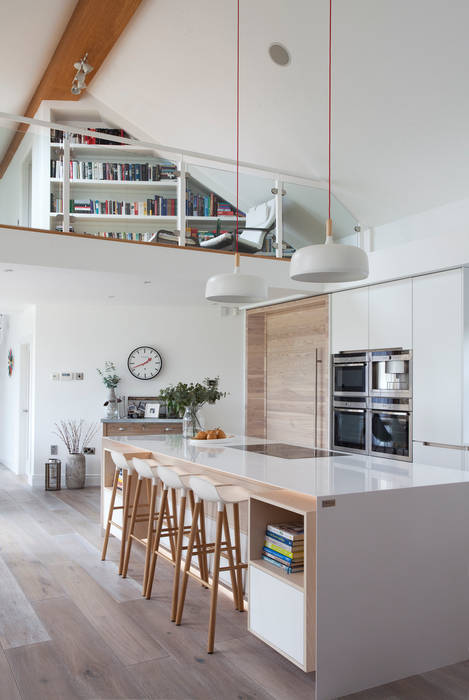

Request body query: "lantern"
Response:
[45, 458, 61, 490]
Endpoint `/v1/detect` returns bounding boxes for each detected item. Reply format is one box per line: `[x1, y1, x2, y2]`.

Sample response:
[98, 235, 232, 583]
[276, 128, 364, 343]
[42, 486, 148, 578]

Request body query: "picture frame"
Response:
[144, 402, 160, 418]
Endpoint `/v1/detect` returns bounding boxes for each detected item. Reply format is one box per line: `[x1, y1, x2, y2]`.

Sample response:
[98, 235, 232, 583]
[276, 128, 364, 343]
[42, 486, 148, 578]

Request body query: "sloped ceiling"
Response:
[87, 0, 469, 228]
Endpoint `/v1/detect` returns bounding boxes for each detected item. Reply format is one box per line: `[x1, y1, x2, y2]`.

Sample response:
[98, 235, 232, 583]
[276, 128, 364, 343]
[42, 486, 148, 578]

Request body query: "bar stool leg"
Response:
[232, 502, 244, 612]
[118, 471, 131, 575]
[165, 490, 176, 560]
[207, 506, 224, 654]
[144, 486, 169, 598]
[170, 490, 187, 620]
[222, 507, 239, 611]
[122, 477, 142, 578]
[101, 466, 119, 561]
[143, 481, 158, 595]
[189, 490, 206, 584]
[199, 500, 209, 586]
[175, 500, 201, 625]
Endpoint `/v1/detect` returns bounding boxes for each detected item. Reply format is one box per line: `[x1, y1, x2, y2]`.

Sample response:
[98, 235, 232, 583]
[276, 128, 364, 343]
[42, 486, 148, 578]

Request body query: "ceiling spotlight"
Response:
[71, 52, 93, 95]
[3, 268, 13, 272]
[143, 280, 152, 284]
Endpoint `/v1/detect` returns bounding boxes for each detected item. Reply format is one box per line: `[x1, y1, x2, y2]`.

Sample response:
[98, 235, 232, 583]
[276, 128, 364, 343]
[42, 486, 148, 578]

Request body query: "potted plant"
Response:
[158, 377, 227, 437]
[97, 361, 121, 418]
[53, 419, 98, 489]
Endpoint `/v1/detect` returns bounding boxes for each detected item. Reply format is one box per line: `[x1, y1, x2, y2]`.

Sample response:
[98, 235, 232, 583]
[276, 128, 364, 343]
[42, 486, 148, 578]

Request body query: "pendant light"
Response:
[205, 0, 267, 304]
[289, 0, 368, 283]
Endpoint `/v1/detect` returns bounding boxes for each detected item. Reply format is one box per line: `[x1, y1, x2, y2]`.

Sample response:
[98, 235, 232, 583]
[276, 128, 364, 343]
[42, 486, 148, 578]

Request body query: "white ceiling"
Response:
[0, 0, 77, 157]
[86, 0, 469, 228]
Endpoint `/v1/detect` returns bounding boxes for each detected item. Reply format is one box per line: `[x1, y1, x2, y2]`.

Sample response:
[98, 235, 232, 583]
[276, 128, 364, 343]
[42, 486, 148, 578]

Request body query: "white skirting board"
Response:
[315, 483, 469, 700]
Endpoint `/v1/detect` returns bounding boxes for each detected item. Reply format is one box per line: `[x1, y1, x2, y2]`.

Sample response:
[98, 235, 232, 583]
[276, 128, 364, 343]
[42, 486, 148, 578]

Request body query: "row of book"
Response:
[50, 128, 131, 145]
[86, 231, 156, 241]
[50, 195, 177, 216]
[50, 160, 177, 182]
[186, 190, 243, 217]
[262, 522, 304, 574]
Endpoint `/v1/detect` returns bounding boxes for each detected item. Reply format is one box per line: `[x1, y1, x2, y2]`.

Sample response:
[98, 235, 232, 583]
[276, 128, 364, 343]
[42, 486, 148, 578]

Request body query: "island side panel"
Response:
[315, 483, 469, 700]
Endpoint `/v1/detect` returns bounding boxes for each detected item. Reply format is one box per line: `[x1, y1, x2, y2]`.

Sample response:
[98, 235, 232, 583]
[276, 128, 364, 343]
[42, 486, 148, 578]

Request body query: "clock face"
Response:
[127, 346, 162, 380]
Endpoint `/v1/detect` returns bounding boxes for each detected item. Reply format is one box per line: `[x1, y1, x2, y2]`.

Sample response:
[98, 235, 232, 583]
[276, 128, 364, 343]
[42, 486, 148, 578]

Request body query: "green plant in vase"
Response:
[97, 361, 121, 418]
[158, 377, 227, 437]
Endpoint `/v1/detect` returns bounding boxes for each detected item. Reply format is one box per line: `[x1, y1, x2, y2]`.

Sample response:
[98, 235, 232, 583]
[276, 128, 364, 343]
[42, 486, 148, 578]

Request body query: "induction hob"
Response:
[229, 443, 341, 459]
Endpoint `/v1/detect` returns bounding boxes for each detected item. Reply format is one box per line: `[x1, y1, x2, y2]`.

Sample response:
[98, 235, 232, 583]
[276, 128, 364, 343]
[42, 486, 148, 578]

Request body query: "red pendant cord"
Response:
[328, 0, 332, 221]
[236, 0, 240, 255]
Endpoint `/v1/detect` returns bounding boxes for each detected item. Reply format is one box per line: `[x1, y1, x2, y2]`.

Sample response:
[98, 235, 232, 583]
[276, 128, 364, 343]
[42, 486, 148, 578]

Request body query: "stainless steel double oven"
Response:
[332, 350, 413, 461]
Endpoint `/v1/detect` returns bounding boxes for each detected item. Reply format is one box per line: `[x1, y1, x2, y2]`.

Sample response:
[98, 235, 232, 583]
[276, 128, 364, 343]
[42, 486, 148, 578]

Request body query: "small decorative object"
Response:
[53, 419, 97, 489]
[127, 346, 162, 380]
[7, 348, 13, 376]
[45, 458, 61, 490]
[127, 395, 160, 419]
[97, 361, 121, 419]
[144, 402, 160, 418]
[159, 377, 226, 438]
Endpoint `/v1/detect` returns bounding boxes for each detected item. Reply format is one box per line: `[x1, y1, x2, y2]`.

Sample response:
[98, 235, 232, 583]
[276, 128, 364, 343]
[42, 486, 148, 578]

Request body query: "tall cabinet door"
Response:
[331, 287, 369, 353]
[412, 269, 463, 445]
[265, 296, 329, 448]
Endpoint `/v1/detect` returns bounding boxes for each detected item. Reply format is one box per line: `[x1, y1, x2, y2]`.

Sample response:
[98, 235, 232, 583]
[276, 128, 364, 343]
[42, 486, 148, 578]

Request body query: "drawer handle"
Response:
[164, 427, 175, 432]
[117, 427, 125, 431]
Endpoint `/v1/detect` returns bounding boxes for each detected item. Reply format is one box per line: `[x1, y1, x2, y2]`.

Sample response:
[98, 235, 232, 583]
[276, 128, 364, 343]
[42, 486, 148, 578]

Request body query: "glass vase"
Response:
[182, 406, 202, 438]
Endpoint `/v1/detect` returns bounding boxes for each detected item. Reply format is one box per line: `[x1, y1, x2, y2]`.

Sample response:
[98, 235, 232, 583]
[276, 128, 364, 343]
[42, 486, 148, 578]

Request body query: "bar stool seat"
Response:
[101, 450, 147, 575]
[175, 474, 250, 653]
[145, 464, 209, 620]
[121, 457, 177, 595]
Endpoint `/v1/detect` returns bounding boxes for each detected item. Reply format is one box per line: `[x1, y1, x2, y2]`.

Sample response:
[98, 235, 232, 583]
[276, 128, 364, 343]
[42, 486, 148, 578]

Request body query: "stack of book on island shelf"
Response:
[262, 522, 304, 574]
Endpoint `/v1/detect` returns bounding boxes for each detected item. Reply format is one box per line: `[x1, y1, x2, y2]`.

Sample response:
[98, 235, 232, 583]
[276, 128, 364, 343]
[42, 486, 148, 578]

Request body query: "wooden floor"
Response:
[0, 465, 468, 700]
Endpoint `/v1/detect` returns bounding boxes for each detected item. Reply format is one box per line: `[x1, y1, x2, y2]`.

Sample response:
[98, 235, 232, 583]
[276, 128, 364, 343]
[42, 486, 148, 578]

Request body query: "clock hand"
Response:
[132, 357, 152, 369]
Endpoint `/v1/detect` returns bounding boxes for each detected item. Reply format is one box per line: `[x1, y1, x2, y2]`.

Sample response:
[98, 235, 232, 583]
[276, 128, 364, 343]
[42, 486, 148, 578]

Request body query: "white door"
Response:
[18, 343, 31, 475]
[331, 287, 369, 353]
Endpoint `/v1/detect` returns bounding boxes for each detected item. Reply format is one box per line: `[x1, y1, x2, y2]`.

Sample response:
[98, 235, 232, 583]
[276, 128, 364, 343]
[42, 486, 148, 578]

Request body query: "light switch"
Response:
[51, 372, 60, 381]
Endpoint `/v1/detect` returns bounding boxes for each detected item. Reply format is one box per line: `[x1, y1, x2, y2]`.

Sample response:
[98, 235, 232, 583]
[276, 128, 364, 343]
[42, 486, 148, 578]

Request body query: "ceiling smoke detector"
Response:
[269, 43, 291, 66]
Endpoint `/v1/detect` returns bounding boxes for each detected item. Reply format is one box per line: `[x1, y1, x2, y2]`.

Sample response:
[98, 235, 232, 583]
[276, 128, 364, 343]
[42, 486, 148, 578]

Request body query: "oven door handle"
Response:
[335, 362, 367, 368]
[336, 408, 366, 414]
[371, 410, 408, 416]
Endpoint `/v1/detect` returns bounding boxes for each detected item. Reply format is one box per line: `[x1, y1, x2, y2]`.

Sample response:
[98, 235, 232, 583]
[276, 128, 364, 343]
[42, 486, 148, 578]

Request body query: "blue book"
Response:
[263, 545, 303, 565]
[262, 555, 303, 574]
[266, 529, 303, 547]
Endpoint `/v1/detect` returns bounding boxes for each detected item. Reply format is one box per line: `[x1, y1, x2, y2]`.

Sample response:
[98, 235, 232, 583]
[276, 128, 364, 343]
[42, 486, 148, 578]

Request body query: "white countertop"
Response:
[104, 434, 469, 498]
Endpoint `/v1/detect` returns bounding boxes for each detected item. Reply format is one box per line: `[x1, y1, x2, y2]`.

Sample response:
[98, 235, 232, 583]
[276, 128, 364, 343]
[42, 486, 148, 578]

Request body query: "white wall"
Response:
[32, 302, 243, 486]
[0, 306, 36, 475]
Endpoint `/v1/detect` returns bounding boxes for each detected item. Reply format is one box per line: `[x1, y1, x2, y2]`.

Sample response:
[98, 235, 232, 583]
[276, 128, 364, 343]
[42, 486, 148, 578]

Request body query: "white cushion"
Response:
[200, 232, 233, 248]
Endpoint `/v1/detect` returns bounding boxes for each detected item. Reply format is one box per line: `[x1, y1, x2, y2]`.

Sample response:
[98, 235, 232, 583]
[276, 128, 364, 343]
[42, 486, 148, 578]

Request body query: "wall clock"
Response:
[127, 346, 162, 380]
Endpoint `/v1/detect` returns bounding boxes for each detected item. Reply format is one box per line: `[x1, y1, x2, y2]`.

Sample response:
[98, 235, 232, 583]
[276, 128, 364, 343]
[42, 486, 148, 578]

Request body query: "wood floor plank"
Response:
[6, 641, 84, 700]
[33, 596, 150, 698]
[48, 561, 168, 666]
[0, 555, 50, 649]
[128, 654, 275, 700]
[217, 634, 316, 700]
[53, 531, 143, 601]
[0, 647, 21, 700]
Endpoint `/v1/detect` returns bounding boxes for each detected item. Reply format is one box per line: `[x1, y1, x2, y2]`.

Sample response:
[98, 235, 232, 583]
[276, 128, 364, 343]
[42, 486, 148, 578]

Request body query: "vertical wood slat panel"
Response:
[246, 312, 266, 438]
[246, 296, 329, 448]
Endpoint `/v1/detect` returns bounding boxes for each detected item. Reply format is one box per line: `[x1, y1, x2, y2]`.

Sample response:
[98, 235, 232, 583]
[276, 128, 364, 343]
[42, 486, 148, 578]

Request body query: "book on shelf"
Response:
[262, 521, 304, 574]
[51, 159, 177, 182]
[186, 189, 244, 218]
[85, 231, 155, 242]
[50, 127, 131, 145]
[66, 197, 177, 216]
[261, 554, 303, 575]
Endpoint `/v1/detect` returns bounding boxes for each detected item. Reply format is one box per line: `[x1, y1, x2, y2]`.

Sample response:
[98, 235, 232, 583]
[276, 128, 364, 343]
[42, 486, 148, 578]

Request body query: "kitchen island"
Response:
[101, 434, 469, 700]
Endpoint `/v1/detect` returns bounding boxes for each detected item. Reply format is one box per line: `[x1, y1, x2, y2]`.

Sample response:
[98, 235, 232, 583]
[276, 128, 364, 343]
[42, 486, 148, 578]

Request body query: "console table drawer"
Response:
[103, 422, 182, 436]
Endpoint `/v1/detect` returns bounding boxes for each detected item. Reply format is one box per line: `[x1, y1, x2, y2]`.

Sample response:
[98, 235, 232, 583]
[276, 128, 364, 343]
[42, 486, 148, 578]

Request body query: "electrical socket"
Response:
[83, 447, 95, 455]
[50, 445, 58, 455]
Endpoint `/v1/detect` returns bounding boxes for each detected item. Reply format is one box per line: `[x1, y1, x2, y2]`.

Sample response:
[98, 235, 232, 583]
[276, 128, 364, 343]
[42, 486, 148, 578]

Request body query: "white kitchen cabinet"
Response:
[249, 563, 304, 665]
[412, 269, 463, 445]
[331, 286, 369, 353]
[412, 442, 466, 470]
[369, 278, 412, 350]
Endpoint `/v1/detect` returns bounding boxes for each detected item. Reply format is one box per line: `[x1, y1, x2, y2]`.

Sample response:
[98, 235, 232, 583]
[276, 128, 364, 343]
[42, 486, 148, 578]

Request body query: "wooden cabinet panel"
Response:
[265, 296, 329, 448]
[412, 269, 463, 444]
[246, 312, 266, 438]
[369, 278, 412, 349]
[331, 287, 369, 353]
[103, 422, 182, 437]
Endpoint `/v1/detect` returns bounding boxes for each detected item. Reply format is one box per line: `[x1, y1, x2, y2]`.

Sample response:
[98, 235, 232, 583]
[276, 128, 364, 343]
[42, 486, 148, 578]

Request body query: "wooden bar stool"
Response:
[144, 464, 209, 620]
[121, 457, 177, 594]
[175, 475, 249, 653]
[101, 450, 146, 575]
